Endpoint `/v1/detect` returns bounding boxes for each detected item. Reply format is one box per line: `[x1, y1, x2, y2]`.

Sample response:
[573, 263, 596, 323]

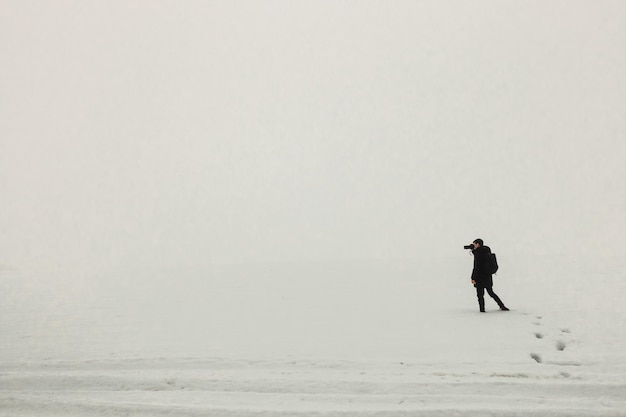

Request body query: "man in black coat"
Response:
[470, 239, 509, 312]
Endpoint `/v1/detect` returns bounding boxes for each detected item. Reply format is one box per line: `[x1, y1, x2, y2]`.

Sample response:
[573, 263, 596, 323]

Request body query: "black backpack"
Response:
[489, 253, 499, 274]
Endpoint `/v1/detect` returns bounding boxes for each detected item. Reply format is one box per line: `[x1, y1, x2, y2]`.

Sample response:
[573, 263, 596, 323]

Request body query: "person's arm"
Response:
[471, 253, 478, 284]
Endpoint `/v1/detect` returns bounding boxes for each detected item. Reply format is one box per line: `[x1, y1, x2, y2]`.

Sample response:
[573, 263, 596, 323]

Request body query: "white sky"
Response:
[1, 0, 625, 269]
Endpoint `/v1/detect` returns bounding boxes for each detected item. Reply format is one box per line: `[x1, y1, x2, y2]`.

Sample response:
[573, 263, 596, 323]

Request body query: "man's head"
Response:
[472, 239, 484, 249]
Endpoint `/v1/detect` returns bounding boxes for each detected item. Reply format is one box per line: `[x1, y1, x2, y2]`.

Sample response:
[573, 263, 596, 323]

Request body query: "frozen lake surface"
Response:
[2, 258, 625, 416]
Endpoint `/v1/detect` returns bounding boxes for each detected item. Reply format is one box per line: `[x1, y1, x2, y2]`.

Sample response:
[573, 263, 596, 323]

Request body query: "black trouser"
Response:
[475, 286, 505, 311]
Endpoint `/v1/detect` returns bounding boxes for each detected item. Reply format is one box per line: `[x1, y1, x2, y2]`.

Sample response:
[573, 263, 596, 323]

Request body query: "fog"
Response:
[1, 0, 625, 271]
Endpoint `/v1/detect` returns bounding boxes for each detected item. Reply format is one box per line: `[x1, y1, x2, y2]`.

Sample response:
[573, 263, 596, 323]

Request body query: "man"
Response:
[470, 239, 509, 312]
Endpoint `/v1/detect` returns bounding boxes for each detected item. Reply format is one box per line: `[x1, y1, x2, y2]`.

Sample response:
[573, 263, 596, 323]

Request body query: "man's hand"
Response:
[471, 280, 476, 285]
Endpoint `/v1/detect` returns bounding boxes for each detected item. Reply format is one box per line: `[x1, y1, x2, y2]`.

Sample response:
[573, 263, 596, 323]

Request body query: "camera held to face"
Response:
[464, 239, 483, 250]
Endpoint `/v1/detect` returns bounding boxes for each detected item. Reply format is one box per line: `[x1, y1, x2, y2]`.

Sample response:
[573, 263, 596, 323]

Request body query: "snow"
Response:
[2, 257, 625, 416]
[2, 1, 626, 415]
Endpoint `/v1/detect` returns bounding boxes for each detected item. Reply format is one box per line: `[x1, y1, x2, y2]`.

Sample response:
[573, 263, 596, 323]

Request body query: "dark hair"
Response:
[473, 239, 484, 246]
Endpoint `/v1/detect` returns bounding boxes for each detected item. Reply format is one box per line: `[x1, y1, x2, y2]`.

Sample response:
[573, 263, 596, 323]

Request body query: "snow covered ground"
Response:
[2, 256, 625, 416]
[2, 1, 626, 415]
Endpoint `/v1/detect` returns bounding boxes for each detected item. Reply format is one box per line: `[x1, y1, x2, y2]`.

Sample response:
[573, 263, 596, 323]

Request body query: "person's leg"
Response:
[486, 287, 508, 310]
[475, 286, 486, 312]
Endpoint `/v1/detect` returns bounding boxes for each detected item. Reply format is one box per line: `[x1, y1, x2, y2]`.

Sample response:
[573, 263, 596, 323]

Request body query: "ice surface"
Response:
[1, 258, 625, 416]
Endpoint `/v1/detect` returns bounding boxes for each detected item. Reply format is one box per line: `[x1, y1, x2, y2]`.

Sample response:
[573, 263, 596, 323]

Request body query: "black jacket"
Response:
[471, 245, 493, 287]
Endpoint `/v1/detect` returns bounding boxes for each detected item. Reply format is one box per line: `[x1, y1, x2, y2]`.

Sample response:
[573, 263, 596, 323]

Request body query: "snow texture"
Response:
[1, 259, 625, 416]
